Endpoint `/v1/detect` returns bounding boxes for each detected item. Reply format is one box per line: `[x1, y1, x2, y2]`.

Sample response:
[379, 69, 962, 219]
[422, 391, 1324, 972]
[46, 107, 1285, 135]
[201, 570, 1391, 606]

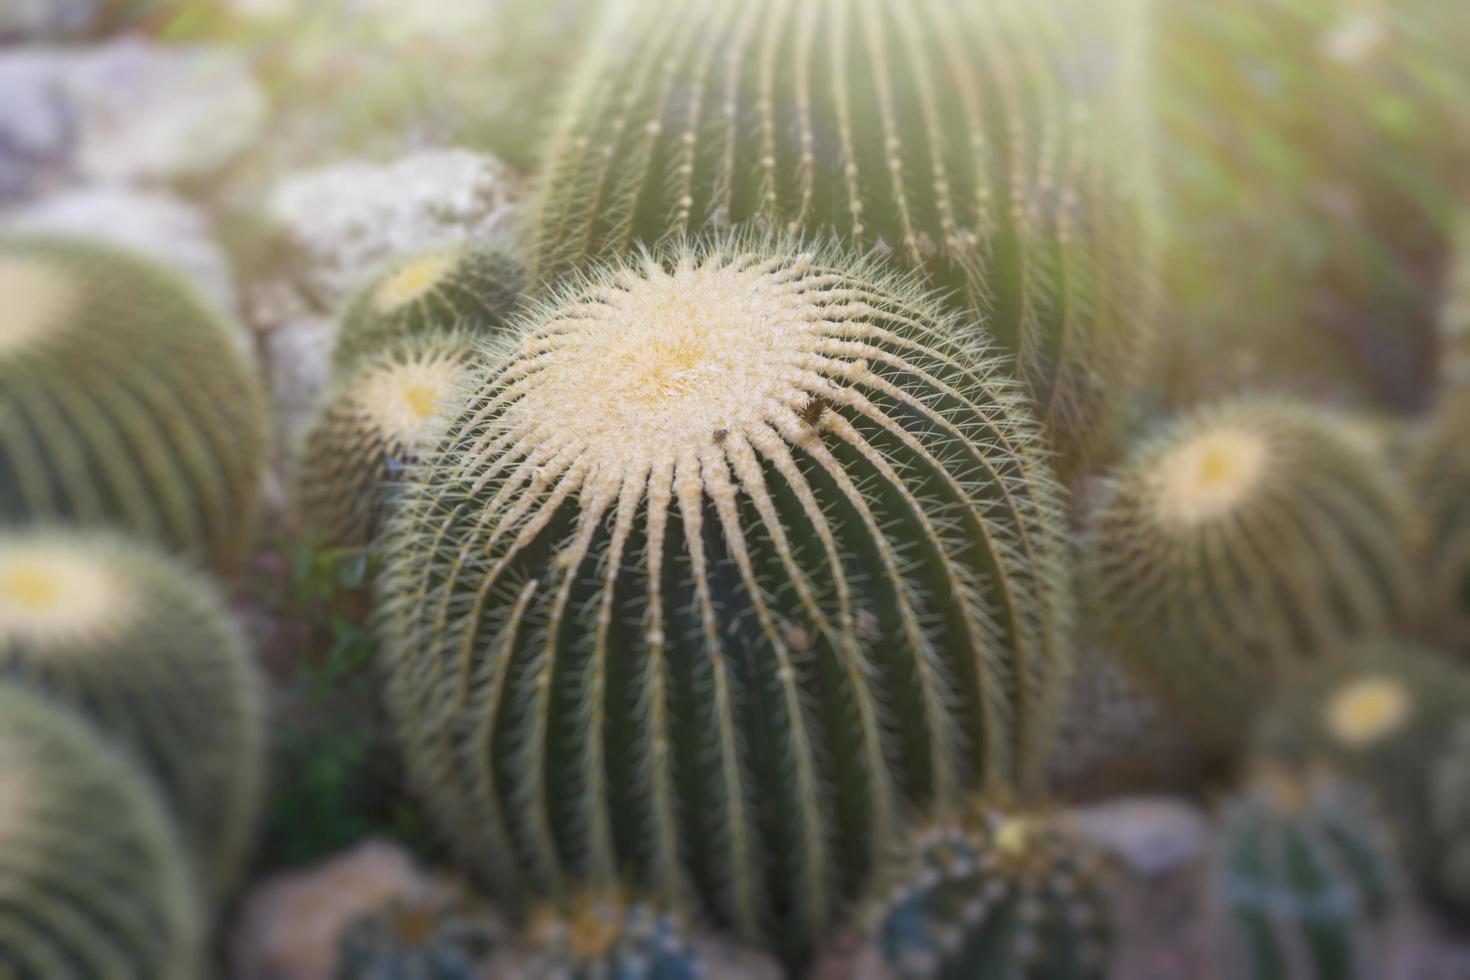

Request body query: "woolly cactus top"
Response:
[0, 254, 73, 357]
[346, 344, 468, 447]
[1150, 425, 1269, 528]
[370, 249, 460, 316]
[1323, 675, 1414, 748]
[0, 537, 131, 648]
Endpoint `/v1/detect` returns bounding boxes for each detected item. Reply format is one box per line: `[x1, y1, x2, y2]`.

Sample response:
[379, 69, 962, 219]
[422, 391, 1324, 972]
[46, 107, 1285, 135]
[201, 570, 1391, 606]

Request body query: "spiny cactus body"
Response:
[1412, 397, 1470, 646]
[1085, 397, 1417, 749]
[336, 896, 501, 980]
[486, 890, 779, 980]
[0, 682, 202, 979]
[335, 243, 526, 369]
[0, 527, 267, 899]
[851, 805, 1112, 980]
[297, 330, 480, 549]
[528, 0, 1159, 473]
[380, 238, 1072, 956]
[1214, 766, 1401, 980]
[1253, 640, 1470, 917]
[0, 234, 269, 571]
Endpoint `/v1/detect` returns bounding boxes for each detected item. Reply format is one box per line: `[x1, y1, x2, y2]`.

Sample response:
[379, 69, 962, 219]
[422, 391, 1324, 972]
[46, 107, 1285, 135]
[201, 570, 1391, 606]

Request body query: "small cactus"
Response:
[851, 804, 1113, 980]
[0, 681, 202, 979]
[1084, 397, 1418, 749]
[297, 329, 480, 549]
[1214, 764, 1401, 980]
[0, 234, 269, 572]
[526, 0, 1160, 474]
[334, 243, 526, 369]
[335, 894, 502, 980]
[378, 237, 1072, 956]
[0, 526, 267, 899]
[1253, 639, 1470, 917]
[485, 889, 780, 980]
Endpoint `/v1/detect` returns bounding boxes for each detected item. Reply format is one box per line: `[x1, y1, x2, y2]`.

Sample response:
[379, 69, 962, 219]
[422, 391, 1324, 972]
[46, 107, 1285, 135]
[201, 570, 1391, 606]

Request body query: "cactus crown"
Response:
[1324, 675, 1413, 748]
[342, 337, 470, 447]
[1151, 425, 1269, 527]
[0, 538, 132, 646]
[371, 250, 461, 315]
[0, 254, 72, 357]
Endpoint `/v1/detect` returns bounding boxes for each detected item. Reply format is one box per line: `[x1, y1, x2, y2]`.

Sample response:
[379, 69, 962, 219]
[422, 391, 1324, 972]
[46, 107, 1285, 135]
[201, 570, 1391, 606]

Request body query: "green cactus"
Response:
[1252, 639, 1470, 917]
[378, 237, 1073, 956]
[485, 889, 780, 980]
[297, 330, 480, 549]
[1084, 397, 1418, 750]
[0, 234, 269, 572]
[850, 803, 1112, 980]
[1214, 764, 1401, 980]
[1411, 397, 1470, 647]
[0, 681, 202, 979]
[0, 526, 267, 900]
[526, 0, 1159, 475]
[335, 243, 526, 370]
[335, 894, 501, 980]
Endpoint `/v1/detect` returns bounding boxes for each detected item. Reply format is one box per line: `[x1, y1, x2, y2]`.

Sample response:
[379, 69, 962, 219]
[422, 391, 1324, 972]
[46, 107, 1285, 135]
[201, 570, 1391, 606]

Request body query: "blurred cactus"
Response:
[1214, 765, 1401, 980]
[852, 804, 1112, 980]
[379, 237, 1072, 956]
[0, 681, 201, 979]
[0, 527, 267, 899]
[485, 889, 780, 980]
[1085, 397, 1417, 749]
[1411, 400, 1470, 647]
[1253, 639, 1470, 917]
[335, 244, 526, 369]
[0, 235, 269, 572]
[297, 330, 480, 549]
[336, 894, 501, 980]
[526, 0, 1160, 474]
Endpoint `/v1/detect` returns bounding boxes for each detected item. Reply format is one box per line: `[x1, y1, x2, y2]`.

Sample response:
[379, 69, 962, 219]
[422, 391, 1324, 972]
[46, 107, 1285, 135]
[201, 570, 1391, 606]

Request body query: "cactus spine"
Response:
[0, 235, 269, 572]
[527, 0, 1159, 473]
[379, 238, 1072, 956]
[297, 330, 480, 549]
[1214, 765, 1401, 980]
[335, 244, 526, 369]
[1253, 640, 1470, 917]
[0, 527, 267, 899]
[1084, 397, 1417, 749]
[851, 804, 1112, 980]
[0, 681, 202, 979]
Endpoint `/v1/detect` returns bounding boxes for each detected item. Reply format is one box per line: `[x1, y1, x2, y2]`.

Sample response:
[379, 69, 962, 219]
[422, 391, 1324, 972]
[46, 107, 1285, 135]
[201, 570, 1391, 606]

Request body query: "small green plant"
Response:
[852, 802, 1113, 980]
[0, 234, 270, 572]
[335, 244, 525, 369]
[1253, 639, 1470, 917]
[1085, 397, 1418, 749]
[0, 526, 266, 900]
[1214, 764, 1401, 980]
[378, 236, 1072, 957]
[0, 681, 202, 979]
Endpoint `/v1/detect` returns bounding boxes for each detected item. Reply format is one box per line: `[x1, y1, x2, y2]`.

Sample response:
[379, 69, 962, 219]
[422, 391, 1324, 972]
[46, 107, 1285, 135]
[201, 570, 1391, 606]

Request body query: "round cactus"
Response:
[378, 237, 1072, 955]
[526, 0, 1160, 475]
[0, 526, 267, 899]
[297, 329, 480, 549]
[0, 681, 202, 979]
[335, 894, 502, 980]
[1084, 397, 1418, 749]
[1411, 396, 1470, 646]
[1253, 639, 1470, 917]
[1214, 764, 1402, 980]
[850, 804, 1112, 980]
[485, 889, 780, 980]
[334, 243, 526, 369]
[0, 234, 269, 572]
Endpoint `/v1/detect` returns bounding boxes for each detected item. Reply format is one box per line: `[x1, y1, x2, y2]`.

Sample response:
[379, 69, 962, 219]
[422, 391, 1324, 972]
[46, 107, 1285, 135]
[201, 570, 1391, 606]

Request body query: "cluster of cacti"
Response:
[335, 894, 501, 980]
[526, 0, 1160, 474]
[1213, 764, 1401, 980]
[297, 329, 481, 549]
[1084, 396, 1418, 749]
[0, 234, 269, 571]
[378, 237, 1072, 957]
[1252, 639, 1470, 916]
[1156, 0, 1470, 407]
[0, 526, 267, 898]
[850, 803, 1112, 980]
[335, 243, 526, 369]
[485, 889, 779, 980]
[0, 681, 202, 979]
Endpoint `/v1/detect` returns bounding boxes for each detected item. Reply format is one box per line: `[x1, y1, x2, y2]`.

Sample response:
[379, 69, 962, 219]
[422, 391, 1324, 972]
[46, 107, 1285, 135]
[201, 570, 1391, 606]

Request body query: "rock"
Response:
[0, 39, 267, 196]
[0, 0, 96, 41]
[231, 840, 444, 980]
[2, 185, 240, 320]
[1067, 796, 1211, 878]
